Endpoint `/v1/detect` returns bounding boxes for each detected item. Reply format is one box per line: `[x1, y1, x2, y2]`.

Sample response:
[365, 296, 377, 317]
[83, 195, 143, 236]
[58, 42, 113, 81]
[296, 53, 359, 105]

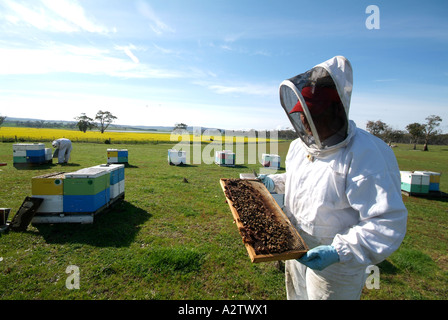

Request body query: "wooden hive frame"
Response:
[220, 178, 308, 263]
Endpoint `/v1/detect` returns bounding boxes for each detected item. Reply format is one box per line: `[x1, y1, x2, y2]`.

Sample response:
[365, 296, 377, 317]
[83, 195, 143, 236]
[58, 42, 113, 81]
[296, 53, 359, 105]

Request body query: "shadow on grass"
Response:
[403, 191, 448, 203]
[32, 201, 151, 248]
[378, 259, 400, 275]
[13, 162, 82, 170]
[168, 163, 198, 167]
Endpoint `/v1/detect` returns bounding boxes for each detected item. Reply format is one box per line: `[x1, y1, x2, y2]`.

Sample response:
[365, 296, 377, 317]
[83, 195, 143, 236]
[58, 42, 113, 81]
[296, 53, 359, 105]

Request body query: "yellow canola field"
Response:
[0, 127, 172, 143]
[0, 127, 267, 144]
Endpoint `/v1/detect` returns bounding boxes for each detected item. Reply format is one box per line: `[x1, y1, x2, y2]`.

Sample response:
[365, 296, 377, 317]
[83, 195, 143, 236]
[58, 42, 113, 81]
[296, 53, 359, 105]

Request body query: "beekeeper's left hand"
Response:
[298, 245, 340, 271]
[258, 174, 275, 192]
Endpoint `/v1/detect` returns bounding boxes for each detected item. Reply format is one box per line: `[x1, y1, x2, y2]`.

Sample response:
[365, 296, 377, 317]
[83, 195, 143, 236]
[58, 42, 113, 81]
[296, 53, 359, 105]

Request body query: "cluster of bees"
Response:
[224, 179, 292, 254]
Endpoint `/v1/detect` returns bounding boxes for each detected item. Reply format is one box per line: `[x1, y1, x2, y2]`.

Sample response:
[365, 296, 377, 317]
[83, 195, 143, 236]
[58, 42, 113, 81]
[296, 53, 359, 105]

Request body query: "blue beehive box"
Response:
[63, 188, 110, 213]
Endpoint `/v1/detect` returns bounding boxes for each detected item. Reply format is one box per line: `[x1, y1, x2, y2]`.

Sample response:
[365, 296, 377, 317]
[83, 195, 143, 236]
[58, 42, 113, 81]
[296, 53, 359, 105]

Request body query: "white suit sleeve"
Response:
[332, 169, 408, 266]
[268, 173, 286, 194]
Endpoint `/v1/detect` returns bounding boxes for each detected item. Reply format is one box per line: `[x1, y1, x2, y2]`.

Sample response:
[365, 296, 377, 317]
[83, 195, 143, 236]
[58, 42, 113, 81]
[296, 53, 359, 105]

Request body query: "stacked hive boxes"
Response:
[215, 150, 235, 166]
[64, 167, 111, 213]
[107, 149, 128, 164]
[400, 171, 430, 194]
[31, 165, 125, 217]
[13, 143, 52, 165]
[92, 164, 125, 199]
[31, 173, 65, 213]
[168, 149, 186, 165]
[414, 171, 441, 192]
[262, 154, 280, 169]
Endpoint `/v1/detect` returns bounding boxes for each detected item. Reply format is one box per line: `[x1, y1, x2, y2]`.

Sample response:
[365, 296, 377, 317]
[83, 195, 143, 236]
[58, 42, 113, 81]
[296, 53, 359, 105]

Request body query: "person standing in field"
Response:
[52, 138, 72, 164]
[259, 56, 408, 300]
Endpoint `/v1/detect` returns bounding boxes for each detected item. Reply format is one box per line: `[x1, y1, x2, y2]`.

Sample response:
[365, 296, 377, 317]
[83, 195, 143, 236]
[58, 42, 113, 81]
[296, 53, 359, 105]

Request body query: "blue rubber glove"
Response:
[258, 174, 275, 192]
[298, 245, 339, 271]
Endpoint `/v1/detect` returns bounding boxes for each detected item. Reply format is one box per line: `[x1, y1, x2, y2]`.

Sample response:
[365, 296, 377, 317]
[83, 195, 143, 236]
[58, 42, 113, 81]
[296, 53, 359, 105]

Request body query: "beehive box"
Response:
[44, 148, 53, 163]
[63, 188, 110, 213]
[400, 171, 430, 194]
[262, 153, 281, 169]
[13, 143, 47, 165]
[91, 164, 125, 199]
[414, 171, 441, 192]
[34, 195, 64, 213]
[63, 167, 110, 213]
[215, 150, 235, 166]
[107, 149, 128, 164]
[32, 172, 65, 196]
[168, 149, 186, 165]
[220, 178, 308, 263]
[64, 168, 110, 196]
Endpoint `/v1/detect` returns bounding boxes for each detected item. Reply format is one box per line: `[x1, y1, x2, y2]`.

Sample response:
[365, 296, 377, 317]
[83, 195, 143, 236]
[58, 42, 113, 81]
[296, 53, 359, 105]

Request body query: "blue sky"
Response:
[0, 0, 447, 132]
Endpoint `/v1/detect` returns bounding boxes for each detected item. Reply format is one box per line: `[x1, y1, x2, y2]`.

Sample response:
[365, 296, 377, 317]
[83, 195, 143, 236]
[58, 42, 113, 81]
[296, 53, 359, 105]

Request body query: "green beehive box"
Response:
[13, 156, 27, 163]
[64, 168, 110, 196]
[400, 171, 430, 194]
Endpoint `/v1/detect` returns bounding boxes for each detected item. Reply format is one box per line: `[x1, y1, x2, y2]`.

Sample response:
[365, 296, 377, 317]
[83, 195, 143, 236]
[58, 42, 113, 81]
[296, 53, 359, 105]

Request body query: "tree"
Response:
[95, 110, 117, 133]
[422, 115, 442, 151]
[406, 122, 425, 150]
[366, 120, 389, 137]
[174, 123, 188, 130]
[0, 115, 6, 128]
[74, 113, 94, 133]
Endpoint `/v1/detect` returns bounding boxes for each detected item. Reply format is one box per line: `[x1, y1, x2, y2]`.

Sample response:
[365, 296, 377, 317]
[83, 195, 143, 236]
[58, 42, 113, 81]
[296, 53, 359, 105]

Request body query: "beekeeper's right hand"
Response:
[258, 174, 275, 192]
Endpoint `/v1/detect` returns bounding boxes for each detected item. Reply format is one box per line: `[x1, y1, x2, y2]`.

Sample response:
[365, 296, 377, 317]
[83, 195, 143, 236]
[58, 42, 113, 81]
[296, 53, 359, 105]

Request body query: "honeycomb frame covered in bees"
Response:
[220, 178, 308, 263]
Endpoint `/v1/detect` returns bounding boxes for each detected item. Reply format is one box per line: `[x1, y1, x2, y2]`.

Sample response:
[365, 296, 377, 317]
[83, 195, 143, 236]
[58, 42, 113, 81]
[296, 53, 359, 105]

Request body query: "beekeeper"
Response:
[52, 138, 72, 164]
[259, 56, 407, 300]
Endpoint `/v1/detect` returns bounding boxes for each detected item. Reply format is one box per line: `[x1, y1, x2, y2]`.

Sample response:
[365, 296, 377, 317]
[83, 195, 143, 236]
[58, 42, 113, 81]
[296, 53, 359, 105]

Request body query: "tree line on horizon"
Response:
[1, 113, 446, 148]
[366, 115, 445, 151]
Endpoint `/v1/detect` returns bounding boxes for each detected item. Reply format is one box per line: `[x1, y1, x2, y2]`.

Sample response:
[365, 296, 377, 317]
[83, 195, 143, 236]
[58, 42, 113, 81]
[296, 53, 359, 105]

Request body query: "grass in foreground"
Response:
[0, 141, 447, 300]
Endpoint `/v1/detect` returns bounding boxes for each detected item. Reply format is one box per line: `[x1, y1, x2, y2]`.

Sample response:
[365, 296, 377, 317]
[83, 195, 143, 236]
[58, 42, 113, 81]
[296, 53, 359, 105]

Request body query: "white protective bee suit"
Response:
[269, 56, 408, 300]
[52, 138, 72, 164]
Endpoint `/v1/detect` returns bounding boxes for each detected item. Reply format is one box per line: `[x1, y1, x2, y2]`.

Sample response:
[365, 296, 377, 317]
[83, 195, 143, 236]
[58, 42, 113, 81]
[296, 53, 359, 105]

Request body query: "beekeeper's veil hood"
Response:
[279, 56, 353, 152]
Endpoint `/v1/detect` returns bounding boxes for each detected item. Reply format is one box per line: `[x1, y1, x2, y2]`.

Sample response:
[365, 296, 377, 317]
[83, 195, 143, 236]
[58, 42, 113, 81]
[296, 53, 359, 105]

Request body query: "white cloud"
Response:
[0, 44, 184, 79]
[204, 83, 276, 97]
[41, 0, 109, 33]
[135, 0, 174, 35]
[115, 44, 140, 64]
[0, 0, 109, 33]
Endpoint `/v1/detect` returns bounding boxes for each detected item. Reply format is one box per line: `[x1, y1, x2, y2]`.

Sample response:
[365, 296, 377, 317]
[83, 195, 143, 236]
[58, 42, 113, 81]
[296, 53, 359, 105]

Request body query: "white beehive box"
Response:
[168, 149, 186, 165]
[215, 150, 235, 166]
[13, 143, 45, 151]
[262, 153, 281, 169]
[414, 171, 441, 192]
[400, 171, 430, 194]
[34, 195, 64, 213]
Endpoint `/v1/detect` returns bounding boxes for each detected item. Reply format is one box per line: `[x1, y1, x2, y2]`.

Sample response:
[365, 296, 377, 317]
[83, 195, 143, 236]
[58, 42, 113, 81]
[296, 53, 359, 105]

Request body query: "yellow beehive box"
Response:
[32, 172, 65, 196]
[107, 150, 118, 157]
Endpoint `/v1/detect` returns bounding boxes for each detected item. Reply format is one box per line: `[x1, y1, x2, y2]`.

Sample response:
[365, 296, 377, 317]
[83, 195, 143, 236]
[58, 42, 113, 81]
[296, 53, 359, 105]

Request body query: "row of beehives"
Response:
[400, 170, 441, 194]
[168, 149, 281, 168]
[31, 164, 125, 215]
[13, 143, 52, 165]
[12, 144, 128, 165]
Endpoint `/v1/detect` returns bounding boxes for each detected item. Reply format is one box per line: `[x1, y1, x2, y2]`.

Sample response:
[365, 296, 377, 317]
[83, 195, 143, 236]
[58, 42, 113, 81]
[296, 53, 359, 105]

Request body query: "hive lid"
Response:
[65, 167, 109, 178]
[32, 172, 66, 179]
[92, 164, 125, 171]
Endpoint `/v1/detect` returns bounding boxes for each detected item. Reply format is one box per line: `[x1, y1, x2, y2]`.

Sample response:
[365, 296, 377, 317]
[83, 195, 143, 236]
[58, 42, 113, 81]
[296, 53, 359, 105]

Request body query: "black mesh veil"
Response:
[279, 66, 348, 150]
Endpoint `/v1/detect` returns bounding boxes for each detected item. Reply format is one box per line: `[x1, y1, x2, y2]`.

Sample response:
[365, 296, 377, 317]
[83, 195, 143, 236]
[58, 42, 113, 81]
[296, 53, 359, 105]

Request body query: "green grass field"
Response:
[0, 141, 447, 300]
